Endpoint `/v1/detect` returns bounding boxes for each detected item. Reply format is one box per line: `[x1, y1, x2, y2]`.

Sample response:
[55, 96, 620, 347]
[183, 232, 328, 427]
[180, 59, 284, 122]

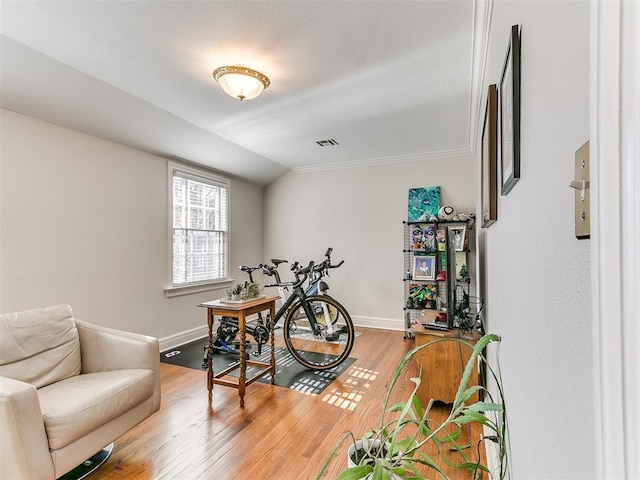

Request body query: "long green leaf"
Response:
[464, 401, 503, 413]
[453, 334, 501, 410]
[315, 431, 356, 479]
[335, 465, 373, 480]
[457, 385, 484, 404]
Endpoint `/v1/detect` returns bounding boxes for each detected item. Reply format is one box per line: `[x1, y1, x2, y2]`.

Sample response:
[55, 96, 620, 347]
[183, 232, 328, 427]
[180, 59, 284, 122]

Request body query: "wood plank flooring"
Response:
[90, 327, 485, 480]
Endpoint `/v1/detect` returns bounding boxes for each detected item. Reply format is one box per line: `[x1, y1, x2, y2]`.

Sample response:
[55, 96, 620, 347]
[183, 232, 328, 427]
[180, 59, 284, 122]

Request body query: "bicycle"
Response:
[213, 248, 344, 353]
[263, 247, 344, 323]
[212, 253, 355, 370]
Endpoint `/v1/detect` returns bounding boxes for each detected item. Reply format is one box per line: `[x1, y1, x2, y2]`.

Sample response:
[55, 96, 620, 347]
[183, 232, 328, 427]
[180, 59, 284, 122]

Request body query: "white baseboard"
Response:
[351, 315, 404, 331]
[483, 424, 503, 480]
[158, 315, 405, 352]
[159, 325, 208, 352]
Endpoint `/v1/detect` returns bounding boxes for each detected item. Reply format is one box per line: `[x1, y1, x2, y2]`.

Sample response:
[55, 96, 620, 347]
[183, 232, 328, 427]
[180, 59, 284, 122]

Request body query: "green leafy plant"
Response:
[226, 282, 261, 300]
[241, 281, 261, 300]
[459, 264, 469, 280]
[316, 334, 508, 480]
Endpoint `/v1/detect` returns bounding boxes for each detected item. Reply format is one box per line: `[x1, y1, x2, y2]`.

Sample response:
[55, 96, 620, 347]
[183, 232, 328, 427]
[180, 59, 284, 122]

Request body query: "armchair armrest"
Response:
[76, 320, 159, 372]
[76, 320, 161, 410]
[0, 376, 55, 480]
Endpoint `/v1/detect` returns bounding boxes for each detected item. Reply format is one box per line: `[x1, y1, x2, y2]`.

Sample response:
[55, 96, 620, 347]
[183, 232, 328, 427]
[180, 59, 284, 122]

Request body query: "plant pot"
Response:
[347, 440, 402, 479]
[231, 295, 241, 301]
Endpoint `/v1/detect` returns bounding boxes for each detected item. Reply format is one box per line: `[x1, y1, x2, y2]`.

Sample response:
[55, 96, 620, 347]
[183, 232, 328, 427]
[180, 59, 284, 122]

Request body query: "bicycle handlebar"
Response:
[312, 248, 345, 274]
[240, 264, 262, 273]
[296, 261, 314, 277]
[263, 260, 312, 289]
[242, 248, 344, 287]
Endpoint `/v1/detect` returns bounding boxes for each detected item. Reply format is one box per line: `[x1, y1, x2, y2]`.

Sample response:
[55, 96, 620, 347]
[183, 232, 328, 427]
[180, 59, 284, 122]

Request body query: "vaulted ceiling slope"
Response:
[0, 1, 485, 186]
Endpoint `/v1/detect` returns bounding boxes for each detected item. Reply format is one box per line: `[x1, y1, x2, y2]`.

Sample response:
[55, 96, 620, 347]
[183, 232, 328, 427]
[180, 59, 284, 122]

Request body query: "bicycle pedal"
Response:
[325, 332, 340, 342]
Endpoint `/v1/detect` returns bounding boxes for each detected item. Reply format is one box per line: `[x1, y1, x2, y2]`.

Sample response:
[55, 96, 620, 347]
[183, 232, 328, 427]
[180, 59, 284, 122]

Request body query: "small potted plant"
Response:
[242, 281, 261, 300]
[458, 264, 470, 281]
[230, 283, 244, 301]
[316, 333, 508, 480]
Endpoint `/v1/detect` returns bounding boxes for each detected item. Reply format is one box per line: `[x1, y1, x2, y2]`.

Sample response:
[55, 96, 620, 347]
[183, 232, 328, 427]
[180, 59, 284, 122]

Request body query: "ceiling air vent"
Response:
[315, 138, 339, 147]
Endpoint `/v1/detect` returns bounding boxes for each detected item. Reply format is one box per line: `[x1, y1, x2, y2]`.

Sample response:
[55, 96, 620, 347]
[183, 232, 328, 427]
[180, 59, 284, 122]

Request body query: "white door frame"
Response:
[590, 0, 639, 477]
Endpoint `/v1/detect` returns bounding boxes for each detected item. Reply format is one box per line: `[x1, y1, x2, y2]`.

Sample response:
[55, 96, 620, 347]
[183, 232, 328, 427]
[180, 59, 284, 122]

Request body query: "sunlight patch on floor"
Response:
[320, 365, 378, 410]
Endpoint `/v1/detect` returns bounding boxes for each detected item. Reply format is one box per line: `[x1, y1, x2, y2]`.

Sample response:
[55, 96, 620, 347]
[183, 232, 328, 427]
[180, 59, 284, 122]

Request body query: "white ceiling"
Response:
[0, 1, 484, 186]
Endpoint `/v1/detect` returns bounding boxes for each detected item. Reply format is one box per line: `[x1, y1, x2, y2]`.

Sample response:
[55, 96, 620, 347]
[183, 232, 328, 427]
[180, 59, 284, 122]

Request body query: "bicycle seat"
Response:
[271, 259, 288, 266]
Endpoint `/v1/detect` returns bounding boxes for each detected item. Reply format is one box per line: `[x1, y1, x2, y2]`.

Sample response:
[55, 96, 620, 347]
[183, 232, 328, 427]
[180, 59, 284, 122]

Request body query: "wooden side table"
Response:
[198, 296, 279, 407]
[410, 322, 481, 405]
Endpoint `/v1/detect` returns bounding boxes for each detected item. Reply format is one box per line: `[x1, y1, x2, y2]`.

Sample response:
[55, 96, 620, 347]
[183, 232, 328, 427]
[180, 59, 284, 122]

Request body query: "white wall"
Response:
[0, 109, 264, 346]
[0, 3, 596, 474]
[263, 156, 474, 329]
[476, 1, 593, 478]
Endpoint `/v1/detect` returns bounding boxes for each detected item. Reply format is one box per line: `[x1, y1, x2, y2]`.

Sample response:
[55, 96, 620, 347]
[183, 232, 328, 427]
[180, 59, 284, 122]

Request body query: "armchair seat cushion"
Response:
[38, 368, 154, 450]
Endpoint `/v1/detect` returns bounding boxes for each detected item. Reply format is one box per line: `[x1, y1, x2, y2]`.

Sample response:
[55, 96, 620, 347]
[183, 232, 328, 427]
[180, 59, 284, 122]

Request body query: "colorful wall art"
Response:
[408, 186, 441, 222]
[411, 224, 438, 252]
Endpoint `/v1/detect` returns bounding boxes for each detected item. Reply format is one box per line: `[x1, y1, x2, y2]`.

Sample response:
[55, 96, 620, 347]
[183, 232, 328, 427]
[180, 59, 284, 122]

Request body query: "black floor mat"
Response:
[160, 339, 355, 395]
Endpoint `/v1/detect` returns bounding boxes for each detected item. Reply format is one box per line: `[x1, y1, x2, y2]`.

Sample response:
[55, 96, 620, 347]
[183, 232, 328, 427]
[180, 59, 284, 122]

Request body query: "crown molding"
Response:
[290, 148, 473, 174]
[468, 0, 494, 153]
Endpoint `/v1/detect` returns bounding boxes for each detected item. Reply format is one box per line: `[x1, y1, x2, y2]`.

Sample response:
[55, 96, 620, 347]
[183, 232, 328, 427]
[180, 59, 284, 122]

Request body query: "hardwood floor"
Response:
[91, 327, 485, 479]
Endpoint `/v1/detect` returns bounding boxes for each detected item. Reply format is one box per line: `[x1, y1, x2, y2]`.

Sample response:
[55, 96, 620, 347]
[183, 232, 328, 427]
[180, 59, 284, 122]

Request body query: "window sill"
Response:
[165, 279, 233, 298]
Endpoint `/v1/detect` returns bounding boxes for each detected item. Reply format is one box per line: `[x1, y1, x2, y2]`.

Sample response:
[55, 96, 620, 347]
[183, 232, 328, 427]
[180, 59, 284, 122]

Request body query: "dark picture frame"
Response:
[481, 84, 498, 227]
[499, 25, 521, 196]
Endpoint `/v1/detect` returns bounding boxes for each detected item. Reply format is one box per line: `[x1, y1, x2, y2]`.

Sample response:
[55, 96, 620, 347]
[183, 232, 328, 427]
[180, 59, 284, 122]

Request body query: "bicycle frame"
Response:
[265, 277, 335, 337]
[268, 268, 328, 316]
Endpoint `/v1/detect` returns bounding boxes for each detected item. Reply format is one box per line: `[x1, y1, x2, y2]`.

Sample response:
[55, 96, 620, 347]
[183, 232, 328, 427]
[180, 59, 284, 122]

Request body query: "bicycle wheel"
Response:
[283, 295, 355, 370]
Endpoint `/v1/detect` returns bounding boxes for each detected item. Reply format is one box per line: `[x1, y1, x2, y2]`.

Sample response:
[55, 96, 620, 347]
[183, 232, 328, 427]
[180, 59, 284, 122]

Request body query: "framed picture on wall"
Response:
[407, 186, 440, 222]
[481, 84, 498, 227]
[499, 24, 521, 196]
[412, 255, 435, 281]
[450, 226, 466, 252]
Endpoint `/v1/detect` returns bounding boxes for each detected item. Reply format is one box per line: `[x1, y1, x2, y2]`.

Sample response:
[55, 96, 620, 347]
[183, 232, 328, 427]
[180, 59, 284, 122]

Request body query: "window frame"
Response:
[165, 162, 232, 297]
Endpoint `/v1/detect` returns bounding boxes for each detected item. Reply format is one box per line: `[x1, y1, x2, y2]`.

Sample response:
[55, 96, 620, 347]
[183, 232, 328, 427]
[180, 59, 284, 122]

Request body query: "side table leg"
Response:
[269, 303, 276, 384]
[207, 310, 214, 403]
[238, 312, 246, 407]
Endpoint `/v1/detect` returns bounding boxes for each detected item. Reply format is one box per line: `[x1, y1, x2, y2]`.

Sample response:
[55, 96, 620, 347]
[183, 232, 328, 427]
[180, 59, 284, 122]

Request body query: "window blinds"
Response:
[172, 169, 229, 286]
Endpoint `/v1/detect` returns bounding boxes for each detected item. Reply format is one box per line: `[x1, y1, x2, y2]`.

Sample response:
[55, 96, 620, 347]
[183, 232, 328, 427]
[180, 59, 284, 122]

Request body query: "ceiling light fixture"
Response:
[212, 65, 270, 101]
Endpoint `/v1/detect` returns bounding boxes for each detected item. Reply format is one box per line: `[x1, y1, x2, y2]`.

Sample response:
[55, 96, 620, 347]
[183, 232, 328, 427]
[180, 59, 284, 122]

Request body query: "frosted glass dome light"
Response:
[212, 65, 270, 101]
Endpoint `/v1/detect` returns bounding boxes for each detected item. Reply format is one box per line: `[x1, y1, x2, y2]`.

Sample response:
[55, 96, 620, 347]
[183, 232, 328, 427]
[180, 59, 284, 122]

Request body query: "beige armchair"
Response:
[0, 304, 161, 480]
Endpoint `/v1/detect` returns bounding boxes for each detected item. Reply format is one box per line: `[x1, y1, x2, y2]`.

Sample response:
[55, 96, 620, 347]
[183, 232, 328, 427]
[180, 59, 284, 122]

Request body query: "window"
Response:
[169, 164, 230, 292]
